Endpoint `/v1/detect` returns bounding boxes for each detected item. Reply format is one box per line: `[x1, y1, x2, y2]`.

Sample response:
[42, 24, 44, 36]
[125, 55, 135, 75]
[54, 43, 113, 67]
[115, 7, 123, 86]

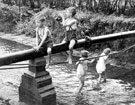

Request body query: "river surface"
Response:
[0, 38, 31, 54]
[0, 37, 135, 105]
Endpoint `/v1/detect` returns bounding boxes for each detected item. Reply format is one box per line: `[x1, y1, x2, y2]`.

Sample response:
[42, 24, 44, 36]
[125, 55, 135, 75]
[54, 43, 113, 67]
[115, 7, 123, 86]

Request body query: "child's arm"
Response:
[104, 55, 110, 64]
[76, 61, 79, 65]
[90, 59, 95, 63]
[35, 28, 48, 51]
[87, 59, 95, 64]
[59, 13, 66, 26]
[59, 13, 77, 27]
[63, 20, 76, 27]
[104, 55, 109, 61]
[38, 30, 48, 48]
[76, 58, 83, 65]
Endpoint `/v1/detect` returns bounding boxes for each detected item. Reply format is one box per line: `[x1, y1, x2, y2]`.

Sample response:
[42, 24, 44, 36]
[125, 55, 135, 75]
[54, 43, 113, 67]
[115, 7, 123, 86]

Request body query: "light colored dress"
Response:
[96, 53, 108, 74]
[77, 58, 89, 78]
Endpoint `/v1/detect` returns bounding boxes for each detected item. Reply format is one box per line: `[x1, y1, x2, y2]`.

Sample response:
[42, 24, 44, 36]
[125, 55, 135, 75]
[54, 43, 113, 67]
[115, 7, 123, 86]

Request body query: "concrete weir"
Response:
[19, 57, 56, 105]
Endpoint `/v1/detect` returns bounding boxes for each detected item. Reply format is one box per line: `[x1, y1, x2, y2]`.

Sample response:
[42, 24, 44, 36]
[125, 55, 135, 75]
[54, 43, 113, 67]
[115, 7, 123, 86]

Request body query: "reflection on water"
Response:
[0, 38, 31, 55]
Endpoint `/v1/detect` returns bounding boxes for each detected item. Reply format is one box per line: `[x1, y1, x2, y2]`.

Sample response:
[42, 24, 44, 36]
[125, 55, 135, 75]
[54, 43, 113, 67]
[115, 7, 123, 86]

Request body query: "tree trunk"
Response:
[37, 0, 41, 8]
[29, 0, 35, 9]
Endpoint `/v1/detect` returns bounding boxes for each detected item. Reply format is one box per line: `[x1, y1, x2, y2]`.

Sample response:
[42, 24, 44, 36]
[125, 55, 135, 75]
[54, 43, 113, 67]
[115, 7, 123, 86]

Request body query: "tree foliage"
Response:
[2, 0, 135, 16]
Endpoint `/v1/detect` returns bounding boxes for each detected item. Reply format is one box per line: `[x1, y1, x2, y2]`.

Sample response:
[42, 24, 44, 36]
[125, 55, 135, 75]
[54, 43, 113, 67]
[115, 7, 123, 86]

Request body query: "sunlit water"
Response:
[0, 38, 31, 55]
[0, 38, 135, 105]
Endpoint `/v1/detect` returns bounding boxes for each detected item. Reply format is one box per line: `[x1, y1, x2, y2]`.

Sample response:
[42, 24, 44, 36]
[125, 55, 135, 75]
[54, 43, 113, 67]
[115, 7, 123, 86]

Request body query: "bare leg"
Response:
[103, 71, 107, 83]
[65, 51, 69, 62]
[61, 38, 69, 62]
[61, 37, 66, 44]
[68, 39, 76, 64]
[77, 76, 84, 94]
[97, 73, 102, 88]
[46, 47, 52, 69]
[68, 50, 73, 64]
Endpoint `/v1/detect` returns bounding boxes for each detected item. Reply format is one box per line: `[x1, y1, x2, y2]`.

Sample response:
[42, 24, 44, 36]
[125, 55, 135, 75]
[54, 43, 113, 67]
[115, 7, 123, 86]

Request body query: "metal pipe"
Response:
[0, 30, 135, 66]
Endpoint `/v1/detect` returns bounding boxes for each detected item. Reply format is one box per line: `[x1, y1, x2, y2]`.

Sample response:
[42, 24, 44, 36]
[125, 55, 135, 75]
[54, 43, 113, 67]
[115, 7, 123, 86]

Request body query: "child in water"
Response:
[76, 50, 95, 94]
[35, 17, 53, 68]
[96, 48, 111, 88]
[59, 7, 78, 64]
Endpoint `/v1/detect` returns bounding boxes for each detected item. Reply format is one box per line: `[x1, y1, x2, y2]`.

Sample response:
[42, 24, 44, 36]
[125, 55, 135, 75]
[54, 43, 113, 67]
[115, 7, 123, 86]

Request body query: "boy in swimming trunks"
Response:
[60, 7, 78, 64]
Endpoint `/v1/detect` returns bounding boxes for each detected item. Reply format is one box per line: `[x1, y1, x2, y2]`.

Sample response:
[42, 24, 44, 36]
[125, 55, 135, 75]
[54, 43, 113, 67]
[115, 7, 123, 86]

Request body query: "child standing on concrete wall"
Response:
[35, 17, 53, 68]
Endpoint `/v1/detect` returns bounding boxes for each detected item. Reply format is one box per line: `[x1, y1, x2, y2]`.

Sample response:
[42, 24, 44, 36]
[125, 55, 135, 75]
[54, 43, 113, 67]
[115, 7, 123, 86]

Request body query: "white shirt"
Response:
[96, 53, 108, 73]
[77, 58, 89, 76]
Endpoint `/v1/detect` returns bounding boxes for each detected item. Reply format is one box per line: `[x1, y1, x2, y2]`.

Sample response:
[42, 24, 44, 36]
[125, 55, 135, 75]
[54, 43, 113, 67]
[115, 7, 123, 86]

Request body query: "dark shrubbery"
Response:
[82, 13, 135, 63]
[15, 19, 36, 37]
[0, 3, 19, 32]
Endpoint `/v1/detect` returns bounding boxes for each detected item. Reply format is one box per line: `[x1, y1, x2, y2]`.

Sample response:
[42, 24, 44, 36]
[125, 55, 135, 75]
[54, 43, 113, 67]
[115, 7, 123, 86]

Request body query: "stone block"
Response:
[19, 57, 56, 105]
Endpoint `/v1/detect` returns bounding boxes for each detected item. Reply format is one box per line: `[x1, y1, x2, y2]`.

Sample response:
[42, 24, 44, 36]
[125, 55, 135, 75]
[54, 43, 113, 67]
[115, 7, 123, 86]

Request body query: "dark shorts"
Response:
[64, 30, 77, 44]
[41, 40, 53, 49]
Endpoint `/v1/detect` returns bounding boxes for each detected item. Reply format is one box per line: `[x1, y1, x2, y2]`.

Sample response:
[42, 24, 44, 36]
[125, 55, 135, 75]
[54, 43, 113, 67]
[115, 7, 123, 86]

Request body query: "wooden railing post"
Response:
[19, 57, 56, 105]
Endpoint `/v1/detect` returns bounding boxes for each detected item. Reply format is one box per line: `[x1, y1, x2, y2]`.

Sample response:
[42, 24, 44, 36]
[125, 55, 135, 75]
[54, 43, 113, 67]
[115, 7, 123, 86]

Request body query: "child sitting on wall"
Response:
[59, 7, 78, 64]
[35, 17, 53, 68]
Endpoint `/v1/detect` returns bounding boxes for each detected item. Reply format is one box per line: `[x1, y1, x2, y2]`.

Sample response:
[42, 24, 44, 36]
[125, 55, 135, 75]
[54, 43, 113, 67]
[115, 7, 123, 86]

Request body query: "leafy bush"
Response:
[80, 12, 135, 64]
[15, 18, 36, 37]
[0, 2, 19, 32]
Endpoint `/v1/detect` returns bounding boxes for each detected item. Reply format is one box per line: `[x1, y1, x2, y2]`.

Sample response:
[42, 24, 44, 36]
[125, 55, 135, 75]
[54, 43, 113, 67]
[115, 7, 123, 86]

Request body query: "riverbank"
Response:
[0, 32, 135, 105]
[0, 32, 35, 47]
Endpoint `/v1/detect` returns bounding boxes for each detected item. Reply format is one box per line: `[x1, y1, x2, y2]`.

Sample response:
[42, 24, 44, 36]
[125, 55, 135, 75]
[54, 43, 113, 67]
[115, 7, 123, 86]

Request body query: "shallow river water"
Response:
[0, 37, 135, 105]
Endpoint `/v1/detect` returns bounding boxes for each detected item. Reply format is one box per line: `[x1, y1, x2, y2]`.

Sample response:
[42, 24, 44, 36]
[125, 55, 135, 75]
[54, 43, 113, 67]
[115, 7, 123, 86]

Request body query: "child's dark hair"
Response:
[81, 50, 89, 58]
